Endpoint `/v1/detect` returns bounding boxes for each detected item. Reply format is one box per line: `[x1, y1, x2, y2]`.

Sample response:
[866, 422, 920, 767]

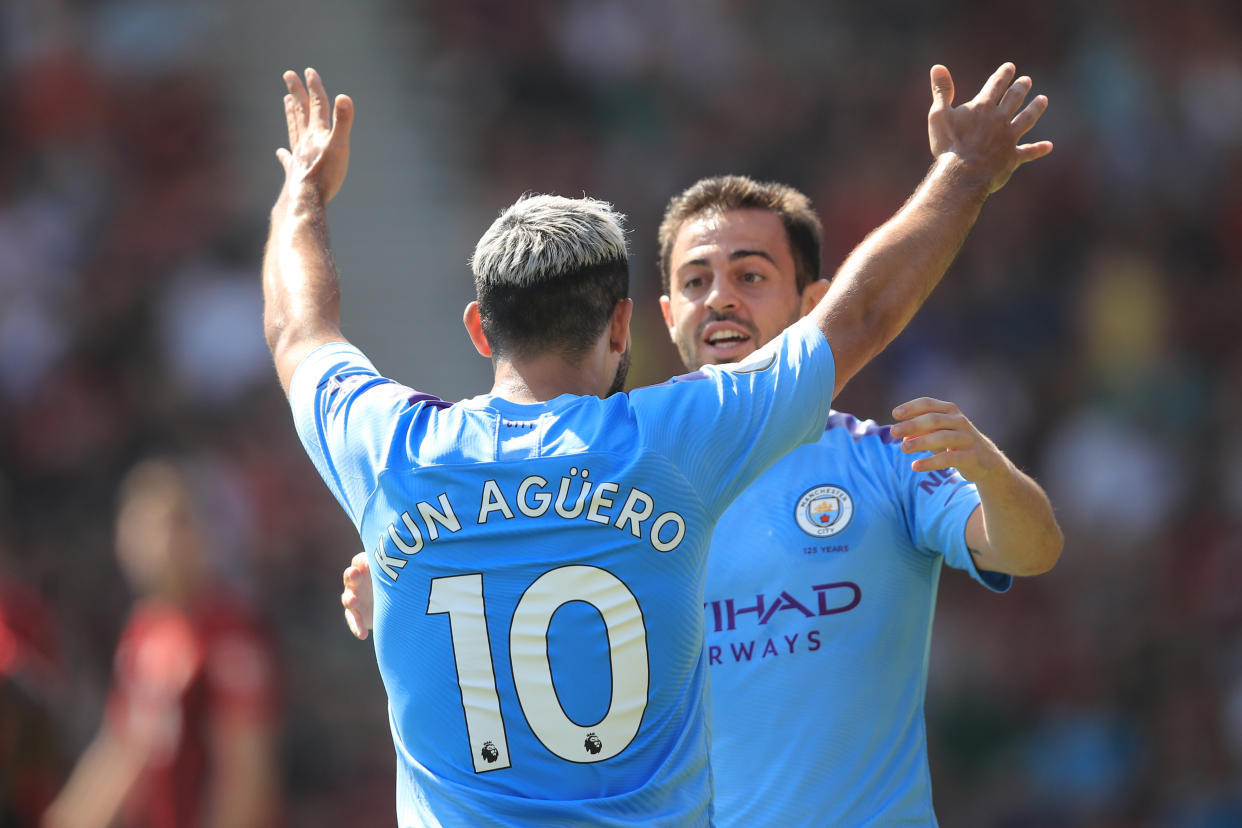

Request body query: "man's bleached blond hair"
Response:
[470, 194, 628, 288]
[468, 194, 631, 359]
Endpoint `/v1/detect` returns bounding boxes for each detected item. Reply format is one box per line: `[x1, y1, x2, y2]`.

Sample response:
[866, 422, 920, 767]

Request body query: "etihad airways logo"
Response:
[704, 582, 861, 633]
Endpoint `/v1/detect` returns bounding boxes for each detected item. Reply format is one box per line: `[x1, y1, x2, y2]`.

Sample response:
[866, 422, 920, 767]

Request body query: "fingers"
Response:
[305, 67, 331, 130]
[929, 64, 955, 110]
[890, 399, 973, 448]
[892, 396, 957, 421]
[1012, 94, 1049, 138]
[283, 70, 308, 132]
[997, 75, 1031, 118]
[898, 428, 973, 455]
[341, 581, 368, 640]
[344, 608, 369, 640]
[975, 62, 1016, 106]
[1016, 140, 1055, 165]
[910, 452, 968, 474]
[275, 147, 291, 171]
[283, 93, 301, 148]
[331, 93, 354, 142]
[283, 68, 337, 137]
[351, 549, 368, 573]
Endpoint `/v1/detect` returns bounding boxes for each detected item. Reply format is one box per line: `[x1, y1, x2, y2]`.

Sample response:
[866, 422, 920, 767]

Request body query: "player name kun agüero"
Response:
[371, 466, 687, 579]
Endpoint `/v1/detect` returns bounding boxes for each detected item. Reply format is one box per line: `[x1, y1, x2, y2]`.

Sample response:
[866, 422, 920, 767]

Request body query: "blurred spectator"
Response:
[43, 458, 282, 828]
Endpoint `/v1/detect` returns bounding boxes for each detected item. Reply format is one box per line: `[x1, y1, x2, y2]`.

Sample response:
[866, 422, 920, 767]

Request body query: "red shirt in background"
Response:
[106, 591, 278, 828]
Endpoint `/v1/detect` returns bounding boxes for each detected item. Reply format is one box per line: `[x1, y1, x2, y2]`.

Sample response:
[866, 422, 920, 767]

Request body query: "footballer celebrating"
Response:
[280, 62, 1052, 825]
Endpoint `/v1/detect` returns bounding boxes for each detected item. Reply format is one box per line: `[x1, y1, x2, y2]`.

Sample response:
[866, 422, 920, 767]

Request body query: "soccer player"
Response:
[342, 68, 1062, 825]
[45, 458, 282, 828]
[275, 62, 1049, 825]
[657, 174, 1062, 825]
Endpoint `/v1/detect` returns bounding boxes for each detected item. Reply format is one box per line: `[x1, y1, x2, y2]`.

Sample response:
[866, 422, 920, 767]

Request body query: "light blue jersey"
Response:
[705, 411, 1011, 827]
[289, 317, 834, 827]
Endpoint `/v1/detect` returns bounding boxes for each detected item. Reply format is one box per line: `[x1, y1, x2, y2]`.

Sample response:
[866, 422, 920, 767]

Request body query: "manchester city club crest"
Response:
[794, 485, 854, 537]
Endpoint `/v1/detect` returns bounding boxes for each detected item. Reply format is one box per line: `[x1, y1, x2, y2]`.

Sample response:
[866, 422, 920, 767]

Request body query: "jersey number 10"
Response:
[427, 565, 650, 772]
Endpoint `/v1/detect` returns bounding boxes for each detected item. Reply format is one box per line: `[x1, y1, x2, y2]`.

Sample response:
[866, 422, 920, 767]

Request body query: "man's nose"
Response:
[705, 276, 738, 312]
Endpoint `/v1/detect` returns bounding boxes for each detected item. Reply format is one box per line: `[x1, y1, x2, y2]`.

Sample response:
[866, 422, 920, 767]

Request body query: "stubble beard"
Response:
[606, 346, 631, 396]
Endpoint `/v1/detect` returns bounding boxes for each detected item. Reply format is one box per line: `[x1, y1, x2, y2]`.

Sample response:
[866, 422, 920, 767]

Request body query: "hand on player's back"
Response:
[342, 551, 372, 640]
[927, 63, 1052, 194]
[277, 68, 354, 204]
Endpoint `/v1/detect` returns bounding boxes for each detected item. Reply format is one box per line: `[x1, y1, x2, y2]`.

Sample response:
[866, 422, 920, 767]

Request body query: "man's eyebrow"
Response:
[728, 249, 776, 265]
[676, 249, 777, 271]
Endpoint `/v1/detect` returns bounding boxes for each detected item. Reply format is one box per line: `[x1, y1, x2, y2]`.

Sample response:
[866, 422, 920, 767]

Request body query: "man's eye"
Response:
[683, 276, 704, 290]
[741, 272, 764, 283]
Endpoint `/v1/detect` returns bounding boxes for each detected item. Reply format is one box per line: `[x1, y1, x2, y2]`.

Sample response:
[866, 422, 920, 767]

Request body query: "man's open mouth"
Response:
[707, 330, 749, 346]
[702, 321, 755, 351]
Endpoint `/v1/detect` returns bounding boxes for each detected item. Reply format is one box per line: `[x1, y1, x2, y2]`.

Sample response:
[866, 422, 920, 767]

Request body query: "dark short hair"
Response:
[657, 175, 822, 294]
[471, 195, 630, 359]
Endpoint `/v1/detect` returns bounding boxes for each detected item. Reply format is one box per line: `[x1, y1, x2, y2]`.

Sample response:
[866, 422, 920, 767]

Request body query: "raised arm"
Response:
[814, 63, 1052, 396]
[263, 68, 355, 395]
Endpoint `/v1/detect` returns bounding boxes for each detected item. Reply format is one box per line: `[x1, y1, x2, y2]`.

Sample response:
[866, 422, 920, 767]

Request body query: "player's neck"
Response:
[490, 353, 606, 403]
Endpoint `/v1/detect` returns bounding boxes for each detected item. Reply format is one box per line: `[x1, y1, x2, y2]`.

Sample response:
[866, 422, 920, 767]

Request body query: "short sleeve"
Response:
[898, 456, 1010, 593]
[288, 341, 449, 531]
[630, 316, 835, 512]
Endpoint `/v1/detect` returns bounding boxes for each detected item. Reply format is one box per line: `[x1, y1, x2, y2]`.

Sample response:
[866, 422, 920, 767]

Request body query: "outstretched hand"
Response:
[889, 397, 1005, 483]
[927, 62, 1052, 194]
[341, 550, 373, 640]
[277, 68, 354, 203]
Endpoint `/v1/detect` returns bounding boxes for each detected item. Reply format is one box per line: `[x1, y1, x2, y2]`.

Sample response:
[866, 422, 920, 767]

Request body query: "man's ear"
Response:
[609, 298, 634, 354]
[463, 301, 492, 357]
[799, 279, 831, 317]
[658, 295, 677, 342]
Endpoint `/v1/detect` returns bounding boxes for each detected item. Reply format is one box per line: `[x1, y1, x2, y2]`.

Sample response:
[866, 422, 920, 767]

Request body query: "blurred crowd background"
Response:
[3, 0, 1241, 825]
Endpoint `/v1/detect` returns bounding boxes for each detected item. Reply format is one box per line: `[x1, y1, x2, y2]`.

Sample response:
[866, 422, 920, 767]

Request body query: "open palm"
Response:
[277, 68, 353, 203]
[927, 63, 1052, 194]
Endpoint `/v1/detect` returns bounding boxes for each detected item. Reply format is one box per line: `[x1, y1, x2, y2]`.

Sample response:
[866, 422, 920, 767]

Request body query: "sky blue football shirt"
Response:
[289, 316, 835, 827]
[705, 411, 1010, 827]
